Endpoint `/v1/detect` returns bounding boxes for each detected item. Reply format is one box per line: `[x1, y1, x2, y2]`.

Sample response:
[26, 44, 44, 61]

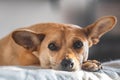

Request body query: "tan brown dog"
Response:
[0, 16, 117, 71]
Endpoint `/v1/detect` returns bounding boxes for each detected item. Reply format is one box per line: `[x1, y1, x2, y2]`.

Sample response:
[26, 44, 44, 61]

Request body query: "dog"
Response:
[0, 16, 117, 71]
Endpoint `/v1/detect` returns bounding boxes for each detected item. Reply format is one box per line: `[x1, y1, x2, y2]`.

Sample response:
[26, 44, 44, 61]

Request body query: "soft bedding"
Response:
[0, 60, 120, 80]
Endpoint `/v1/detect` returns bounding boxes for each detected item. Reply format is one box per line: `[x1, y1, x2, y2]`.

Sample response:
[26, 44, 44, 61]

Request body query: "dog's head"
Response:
[12, 16, 117, 71]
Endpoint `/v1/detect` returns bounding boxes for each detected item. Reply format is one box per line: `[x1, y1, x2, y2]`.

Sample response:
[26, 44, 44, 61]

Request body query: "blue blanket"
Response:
[0, 60, 120, 80]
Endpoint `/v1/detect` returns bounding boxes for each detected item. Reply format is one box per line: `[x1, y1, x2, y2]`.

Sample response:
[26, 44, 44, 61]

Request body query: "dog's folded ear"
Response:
[12, 30, 45, 51]
[84, 16, 117, 47]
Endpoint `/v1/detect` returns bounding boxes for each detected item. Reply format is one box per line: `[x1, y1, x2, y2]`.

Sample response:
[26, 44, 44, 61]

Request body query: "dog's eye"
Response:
[48, 43, 59, 51]
[73, 40, 83, 49]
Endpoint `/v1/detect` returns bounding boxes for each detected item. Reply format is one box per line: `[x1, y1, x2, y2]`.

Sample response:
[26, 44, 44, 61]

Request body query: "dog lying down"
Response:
[0, 16, 117, 72]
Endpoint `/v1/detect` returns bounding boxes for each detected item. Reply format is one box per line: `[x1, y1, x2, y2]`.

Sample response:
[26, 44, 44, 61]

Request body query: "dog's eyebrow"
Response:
[72, 37, 83, 41]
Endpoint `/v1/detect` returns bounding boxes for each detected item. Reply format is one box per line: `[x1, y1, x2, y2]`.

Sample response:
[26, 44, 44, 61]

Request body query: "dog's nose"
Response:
[61, 58, 74, 71]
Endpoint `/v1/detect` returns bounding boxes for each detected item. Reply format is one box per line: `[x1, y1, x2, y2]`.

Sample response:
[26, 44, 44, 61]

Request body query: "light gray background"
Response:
[0, 0, 63, 38]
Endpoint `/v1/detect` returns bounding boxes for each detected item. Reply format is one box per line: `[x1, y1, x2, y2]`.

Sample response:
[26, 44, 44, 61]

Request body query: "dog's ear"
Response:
[12, 30, 45, 51]
[84, 16, 117, 47]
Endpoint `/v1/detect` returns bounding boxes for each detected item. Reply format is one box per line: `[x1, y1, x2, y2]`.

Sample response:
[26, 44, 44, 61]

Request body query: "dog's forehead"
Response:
[28, 23, 87, 41]
[46, 23, 83, 36]
[28, 23, 86, 39]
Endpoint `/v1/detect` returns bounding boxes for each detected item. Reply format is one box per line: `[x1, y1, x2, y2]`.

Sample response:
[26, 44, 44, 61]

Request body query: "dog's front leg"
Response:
[82, 60, 102, 72]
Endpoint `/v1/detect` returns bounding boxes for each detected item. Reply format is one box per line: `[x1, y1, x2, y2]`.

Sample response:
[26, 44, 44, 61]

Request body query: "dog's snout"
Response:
[61, 58, 74, 71]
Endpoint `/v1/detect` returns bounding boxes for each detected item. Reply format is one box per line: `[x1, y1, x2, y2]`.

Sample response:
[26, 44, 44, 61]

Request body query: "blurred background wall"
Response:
[0, 0, 120, 62]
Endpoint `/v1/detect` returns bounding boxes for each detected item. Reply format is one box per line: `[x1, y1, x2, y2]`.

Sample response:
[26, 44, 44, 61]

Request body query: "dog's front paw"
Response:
[82, 60, 102, 72]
